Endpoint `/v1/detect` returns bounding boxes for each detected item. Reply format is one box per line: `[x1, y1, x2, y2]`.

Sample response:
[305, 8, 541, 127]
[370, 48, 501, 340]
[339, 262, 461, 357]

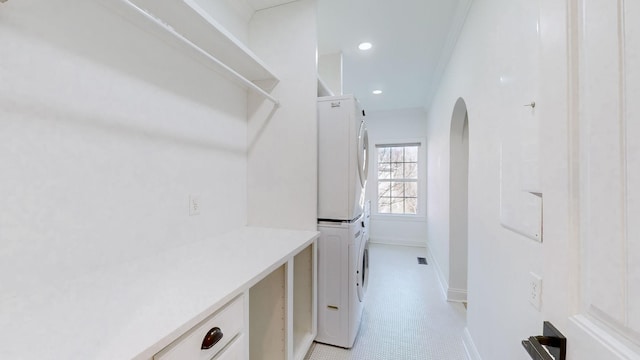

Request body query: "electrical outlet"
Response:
[529, 272, 542, 310]
[189, 195, 201, 216]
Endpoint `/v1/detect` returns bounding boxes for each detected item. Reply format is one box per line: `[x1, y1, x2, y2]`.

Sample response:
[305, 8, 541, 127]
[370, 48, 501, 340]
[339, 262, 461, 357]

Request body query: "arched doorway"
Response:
[448, 98, 469, 304]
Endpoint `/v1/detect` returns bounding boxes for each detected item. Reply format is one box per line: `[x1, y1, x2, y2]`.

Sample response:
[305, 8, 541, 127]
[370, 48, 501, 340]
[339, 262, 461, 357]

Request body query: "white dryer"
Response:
[316, 215, 369, 348]
[316, 94, 370, 348]
[317, 95, 369, 221]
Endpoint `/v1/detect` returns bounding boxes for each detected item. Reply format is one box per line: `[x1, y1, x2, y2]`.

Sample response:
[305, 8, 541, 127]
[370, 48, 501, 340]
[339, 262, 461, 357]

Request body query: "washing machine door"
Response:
[356, 237, 369, 302]
[357, 121, 369, 188]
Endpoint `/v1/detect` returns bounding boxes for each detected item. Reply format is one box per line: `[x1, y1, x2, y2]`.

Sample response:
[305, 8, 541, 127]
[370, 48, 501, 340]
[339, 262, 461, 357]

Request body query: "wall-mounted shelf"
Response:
[100, 0, 280, 105]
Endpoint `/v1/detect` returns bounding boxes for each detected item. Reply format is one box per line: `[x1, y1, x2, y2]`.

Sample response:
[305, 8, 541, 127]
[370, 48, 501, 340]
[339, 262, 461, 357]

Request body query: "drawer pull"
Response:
[201, 327, 223, 350]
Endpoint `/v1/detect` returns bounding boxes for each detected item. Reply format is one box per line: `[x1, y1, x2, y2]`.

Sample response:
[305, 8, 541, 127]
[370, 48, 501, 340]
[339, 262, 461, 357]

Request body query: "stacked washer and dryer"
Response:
[316, 95, 370, 349]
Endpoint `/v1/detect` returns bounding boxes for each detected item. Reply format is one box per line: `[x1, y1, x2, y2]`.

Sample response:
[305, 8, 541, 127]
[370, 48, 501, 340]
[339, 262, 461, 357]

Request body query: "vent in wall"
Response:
[417, 257, 428, 265]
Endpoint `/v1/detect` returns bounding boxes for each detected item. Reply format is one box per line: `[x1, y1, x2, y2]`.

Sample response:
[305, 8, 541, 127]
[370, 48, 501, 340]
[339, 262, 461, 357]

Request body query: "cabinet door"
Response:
[155, 295, 245, 360]
[214, 335, 245, 360]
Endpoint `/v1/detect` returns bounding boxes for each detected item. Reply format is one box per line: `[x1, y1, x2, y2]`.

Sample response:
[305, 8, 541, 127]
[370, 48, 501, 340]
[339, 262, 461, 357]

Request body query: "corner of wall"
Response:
[246, 0, 318, 231]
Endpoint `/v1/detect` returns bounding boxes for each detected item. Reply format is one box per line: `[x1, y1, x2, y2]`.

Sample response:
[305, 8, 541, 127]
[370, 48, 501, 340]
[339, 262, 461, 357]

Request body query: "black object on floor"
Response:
[417, 257, 428, 265]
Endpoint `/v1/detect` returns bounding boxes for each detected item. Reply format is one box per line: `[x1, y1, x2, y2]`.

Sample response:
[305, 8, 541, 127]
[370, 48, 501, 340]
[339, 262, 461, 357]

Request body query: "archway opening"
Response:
[449, 97, 469, 308]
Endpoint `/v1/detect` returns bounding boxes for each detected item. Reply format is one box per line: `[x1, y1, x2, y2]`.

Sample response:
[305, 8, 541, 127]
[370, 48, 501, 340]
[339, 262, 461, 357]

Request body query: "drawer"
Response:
[213, 334, 245, 360]
[154, 294, 245, 360]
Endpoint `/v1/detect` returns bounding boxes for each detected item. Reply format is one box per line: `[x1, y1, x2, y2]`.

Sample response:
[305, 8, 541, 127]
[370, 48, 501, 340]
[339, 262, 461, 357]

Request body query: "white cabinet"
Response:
[214, 335, 245, 360]
[248, 242, 317, 360]
[154, 295, 246, 360]
[292, 245, 316, 360]
[149, 232, 317, 360]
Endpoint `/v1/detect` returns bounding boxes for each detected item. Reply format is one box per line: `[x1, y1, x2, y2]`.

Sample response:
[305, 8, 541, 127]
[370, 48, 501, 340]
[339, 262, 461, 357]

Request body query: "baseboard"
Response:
[447, 288, 468, 303]
[295, 332, 316, 360]
[368, 237, 426, 248]
[463, 327, 482, 360]
[424, 244, 449, 300]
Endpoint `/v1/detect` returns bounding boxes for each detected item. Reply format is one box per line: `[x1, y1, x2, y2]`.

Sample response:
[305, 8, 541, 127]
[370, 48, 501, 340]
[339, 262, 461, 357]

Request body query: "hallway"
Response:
[306, 244, 468, 360]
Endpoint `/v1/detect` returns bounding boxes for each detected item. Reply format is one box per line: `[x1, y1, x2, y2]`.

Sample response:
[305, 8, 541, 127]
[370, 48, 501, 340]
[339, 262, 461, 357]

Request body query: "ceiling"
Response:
[245, 0, 469, 112]
[317, 0, 468, 112]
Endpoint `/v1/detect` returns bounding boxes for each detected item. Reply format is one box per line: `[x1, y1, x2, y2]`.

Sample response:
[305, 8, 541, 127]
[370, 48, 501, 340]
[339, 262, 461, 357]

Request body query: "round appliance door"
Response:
[357, 121, 369, 187]
[356, 237, 369, 302]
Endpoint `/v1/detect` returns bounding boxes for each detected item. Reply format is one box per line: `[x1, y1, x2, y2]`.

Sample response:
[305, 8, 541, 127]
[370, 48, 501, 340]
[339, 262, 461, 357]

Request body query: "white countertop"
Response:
[0, 227, 319, 360]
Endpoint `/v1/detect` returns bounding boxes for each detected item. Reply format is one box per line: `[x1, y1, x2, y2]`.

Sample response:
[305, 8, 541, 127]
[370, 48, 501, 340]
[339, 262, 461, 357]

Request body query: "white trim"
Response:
[425, 243, 449, 300]
[375, 142, 422, 148]
[569, 315, 640, 359]
[371, 214, 427, 222]
[447, 288, 468, 303]
[368, 237, 425, 248]
[463, 327, 482, 360]
[371, 137, 427, 218]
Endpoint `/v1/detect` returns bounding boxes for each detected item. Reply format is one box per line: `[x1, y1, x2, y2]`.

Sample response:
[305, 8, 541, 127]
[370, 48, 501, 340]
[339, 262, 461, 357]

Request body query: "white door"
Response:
[551, 1, 640, 358]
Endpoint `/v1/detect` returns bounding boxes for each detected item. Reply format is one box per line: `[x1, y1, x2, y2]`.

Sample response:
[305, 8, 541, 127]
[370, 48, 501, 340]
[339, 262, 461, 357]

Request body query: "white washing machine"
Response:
[316, 94, 370, 348]
[317, 95, 369, 222]
[316, 215, 369, 348]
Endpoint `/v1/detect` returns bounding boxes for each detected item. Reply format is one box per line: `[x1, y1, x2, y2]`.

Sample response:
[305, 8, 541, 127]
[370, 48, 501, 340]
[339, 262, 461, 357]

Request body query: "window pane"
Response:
[405, 146, 418, 162]
[390, 162, 403, 179]
[376, 143, 421, 215]
[405, 197, 418, 214]
[405, 182, 418, 197]
[391, 198, 404, 214]
[378, 147, 391, 163]
[390, 182, 405, 197]
[405, 162, 418, 179]
[378, 162, 391, 179]
[378, 197, 391, 213]
[378, 181, 391, 197]
[391, 147, 404, 162]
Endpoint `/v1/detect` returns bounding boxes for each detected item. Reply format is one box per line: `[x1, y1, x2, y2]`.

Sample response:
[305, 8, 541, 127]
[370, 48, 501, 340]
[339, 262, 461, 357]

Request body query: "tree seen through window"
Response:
[377, 145, 418, 214]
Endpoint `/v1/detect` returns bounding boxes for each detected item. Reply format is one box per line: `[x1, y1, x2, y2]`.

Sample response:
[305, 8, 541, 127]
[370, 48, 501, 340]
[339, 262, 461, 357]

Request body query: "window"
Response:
[376, 143, 420, 214]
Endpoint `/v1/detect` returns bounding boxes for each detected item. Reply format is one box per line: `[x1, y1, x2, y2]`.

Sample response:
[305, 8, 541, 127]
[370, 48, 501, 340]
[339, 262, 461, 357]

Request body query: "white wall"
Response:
[193, 0, 253, 43]
[318, 52, 342, 96]
[425, 0, 558, 358]
[247, 0, 318, 231]
[365, 108, 428, 247]
[0, 0, 250, 302]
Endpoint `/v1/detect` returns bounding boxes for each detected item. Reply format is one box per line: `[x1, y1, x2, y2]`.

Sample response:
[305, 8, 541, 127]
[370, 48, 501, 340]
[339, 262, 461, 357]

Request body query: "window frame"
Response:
[372, 138, 426, 219]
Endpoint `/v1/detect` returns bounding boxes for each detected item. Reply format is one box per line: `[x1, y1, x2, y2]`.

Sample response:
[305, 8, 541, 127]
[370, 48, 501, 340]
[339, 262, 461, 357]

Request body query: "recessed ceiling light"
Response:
[358, 42, 373, 51]
[372, 90, 383, 95]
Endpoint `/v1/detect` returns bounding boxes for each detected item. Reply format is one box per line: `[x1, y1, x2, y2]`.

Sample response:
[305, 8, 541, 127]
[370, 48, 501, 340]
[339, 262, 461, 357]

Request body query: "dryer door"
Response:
[357, 121, 369, 188]
[356, 237, 369, 302]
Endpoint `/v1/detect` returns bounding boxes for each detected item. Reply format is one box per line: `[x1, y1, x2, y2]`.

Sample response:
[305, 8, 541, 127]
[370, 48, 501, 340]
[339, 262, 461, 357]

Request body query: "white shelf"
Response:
[293, 245, 316, 360]
[100, 0, 280, 103]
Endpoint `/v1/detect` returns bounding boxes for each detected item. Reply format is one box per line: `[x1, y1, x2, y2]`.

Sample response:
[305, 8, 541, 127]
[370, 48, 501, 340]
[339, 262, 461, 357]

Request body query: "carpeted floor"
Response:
[305, 243, 468, 360]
